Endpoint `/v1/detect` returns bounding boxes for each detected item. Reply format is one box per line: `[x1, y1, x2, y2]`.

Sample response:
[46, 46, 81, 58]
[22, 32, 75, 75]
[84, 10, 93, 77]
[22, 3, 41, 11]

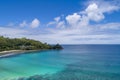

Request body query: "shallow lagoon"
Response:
[0, 45, 120, 80]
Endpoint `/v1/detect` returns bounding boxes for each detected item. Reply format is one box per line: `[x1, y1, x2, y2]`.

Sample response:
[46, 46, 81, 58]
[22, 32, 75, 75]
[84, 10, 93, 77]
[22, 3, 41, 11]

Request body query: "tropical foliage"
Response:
[0, 36, 62, 51]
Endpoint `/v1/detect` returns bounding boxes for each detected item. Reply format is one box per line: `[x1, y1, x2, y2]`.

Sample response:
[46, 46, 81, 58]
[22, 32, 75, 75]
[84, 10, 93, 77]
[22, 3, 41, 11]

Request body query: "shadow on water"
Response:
[16, 62, 120, 80]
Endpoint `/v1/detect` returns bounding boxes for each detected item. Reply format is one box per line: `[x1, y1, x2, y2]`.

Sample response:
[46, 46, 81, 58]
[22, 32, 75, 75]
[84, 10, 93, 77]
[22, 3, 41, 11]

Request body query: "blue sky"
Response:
[0, 0, 83, 25]
[0, 0, 120, 44]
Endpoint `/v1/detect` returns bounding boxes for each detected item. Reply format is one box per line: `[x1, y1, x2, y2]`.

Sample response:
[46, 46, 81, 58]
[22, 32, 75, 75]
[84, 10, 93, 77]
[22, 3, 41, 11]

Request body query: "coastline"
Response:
[0, 50, 42, 58]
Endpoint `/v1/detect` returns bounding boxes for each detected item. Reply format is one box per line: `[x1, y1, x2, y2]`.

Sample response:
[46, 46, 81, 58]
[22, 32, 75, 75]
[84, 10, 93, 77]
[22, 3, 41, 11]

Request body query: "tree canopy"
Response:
[0, 36, 63, 51]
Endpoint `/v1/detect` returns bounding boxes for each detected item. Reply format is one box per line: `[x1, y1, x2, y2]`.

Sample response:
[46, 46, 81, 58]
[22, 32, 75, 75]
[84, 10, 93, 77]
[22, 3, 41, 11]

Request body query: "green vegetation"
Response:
[0, 36, 63, 51]
[52, 44, 63, 49]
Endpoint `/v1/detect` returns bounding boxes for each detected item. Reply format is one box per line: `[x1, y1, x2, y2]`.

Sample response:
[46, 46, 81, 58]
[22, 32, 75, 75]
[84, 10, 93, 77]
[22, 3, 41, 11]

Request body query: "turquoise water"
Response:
[0, 45, 120, 80]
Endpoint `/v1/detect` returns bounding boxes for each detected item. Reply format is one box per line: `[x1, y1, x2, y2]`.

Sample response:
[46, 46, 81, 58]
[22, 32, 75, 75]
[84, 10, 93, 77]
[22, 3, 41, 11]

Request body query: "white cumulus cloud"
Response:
[85, 3, 104, 22]
[45, 0, 120, 44]
[66, 13, 81, 27]
[30, 18, 40, 28]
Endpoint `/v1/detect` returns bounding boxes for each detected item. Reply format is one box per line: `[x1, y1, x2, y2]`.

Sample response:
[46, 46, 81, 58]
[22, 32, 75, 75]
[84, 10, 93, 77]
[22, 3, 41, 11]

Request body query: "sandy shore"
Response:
[0, 50, 41, 58]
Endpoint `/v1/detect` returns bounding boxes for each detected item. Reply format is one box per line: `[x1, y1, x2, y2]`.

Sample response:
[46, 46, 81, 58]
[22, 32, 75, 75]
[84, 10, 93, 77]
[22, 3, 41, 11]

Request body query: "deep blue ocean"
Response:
[0, 45, 120, 80]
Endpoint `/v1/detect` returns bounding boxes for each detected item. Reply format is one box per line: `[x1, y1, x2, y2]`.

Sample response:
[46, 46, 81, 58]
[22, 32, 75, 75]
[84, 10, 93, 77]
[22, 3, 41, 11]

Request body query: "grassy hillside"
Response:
[0, 36, 62, 51]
